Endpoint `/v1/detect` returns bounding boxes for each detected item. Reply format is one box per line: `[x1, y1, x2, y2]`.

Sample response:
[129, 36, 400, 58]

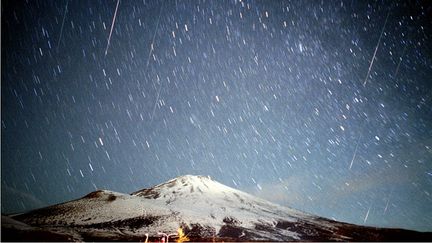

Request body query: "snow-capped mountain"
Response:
[3, 175, 432, 241]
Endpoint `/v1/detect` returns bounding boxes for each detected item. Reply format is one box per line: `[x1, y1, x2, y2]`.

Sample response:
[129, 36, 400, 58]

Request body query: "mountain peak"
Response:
[131, 175, 227, 200]
[172, 174, 213, 183]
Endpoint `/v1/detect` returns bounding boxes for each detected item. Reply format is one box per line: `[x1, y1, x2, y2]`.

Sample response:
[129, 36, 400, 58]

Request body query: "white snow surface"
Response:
[16, 175, 327, 238]
[132, 175, 308, 231]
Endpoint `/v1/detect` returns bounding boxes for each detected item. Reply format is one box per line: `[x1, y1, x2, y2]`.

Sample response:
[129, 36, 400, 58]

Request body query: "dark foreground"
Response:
[2, 215, 432, 242]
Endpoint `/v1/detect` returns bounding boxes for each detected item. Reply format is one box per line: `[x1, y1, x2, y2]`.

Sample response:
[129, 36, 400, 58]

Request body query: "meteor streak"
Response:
[104, 0, 120, 56]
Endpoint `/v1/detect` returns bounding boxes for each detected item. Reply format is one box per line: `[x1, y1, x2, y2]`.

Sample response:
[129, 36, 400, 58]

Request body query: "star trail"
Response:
[2, 0, 431, 232]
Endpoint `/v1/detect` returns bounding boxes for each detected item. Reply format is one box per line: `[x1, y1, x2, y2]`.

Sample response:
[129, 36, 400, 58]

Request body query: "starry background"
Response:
[2, 0, 432, 232]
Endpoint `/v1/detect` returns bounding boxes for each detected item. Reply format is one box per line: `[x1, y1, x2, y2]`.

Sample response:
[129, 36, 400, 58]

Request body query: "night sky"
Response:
[2, 0, 432, 232]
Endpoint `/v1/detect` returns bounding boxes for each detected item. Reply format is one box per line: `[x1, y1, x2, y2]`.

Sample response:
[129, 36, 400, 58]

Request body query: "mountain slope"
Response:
[131, 175, 311, 237]
[4, 175, 432, 241]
